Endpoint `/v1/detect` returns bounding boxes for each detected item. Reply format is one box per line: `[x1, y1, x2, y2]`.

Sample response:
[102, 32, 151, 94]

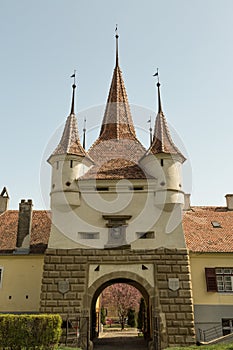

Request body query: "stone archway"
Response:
[40, 247, 196, 349]
[86, 271, 154, 341]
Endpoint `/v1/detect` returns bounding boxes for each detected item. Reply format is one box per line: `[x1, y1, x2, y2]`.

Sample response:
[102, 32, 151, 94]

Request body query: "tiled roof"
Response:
[49, 113, 88, 159]
[98, 65, 136, 141]
[48, 83, 91, 161]
[183, 206, 233, 252]
[0, 210, 51, 253]
[147, 111, 186, 163]
[1, 206, 233, 253]
[84, 139, 148, 180]
[144, 83, 186, 163]
[80, 158, 152, 180]
[86, 62, 147, 180]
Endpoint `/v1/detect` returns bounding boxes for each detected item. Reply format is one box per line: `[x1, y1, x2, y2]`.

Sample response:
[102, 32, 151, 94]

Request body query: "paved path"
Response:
[93, 330, 148, 350]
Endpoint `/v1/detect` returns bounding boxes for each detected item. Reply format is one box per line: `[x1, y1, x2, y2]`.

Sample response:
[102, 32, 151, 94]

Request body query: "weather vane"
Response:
[115, 24, 118, 37]
[153, 68, 160, 84]
[70, 70, 76, 86]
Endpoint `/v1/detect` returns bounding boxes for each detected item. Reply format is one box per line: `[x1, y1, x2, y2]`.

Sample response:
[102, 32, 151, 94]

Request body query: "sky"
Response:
[1, 0, 233, 209]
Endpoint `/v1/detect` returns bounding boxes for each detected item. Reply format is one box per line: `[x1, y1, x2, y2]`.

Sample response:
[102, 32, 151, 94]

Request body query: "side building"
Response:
[183, 194, 233, 342]
[0, 192, 50, 314]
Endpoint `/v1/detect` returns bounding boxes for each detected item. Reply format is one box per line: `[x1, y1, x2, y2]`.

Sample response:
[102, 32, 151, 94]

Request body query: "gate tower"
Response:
[40, 32, 195, 349]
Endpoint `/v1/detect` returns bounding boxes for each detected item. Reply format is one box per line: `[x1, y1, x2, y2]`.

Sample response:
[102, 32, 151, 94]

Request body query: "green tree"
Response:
[137, 298, 146, 332]
[127, 308, 136, 327]
[101, 307, 106, 325]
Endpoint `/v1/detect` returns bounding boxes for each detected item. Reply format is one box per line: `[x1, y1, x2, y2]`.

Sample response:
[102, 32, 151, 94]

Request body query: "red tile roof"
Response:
[143, 83, 185, 163]
[80, 158, 152, 180]
[0, 210, 51, 253]
[84, 139, 148, 180]
[98, 65, 137, 141]
[48, 114, 91, 161]
[183, 206, 233, 252]
[85, 62, 147, 180]
[1, 206, 233, 254]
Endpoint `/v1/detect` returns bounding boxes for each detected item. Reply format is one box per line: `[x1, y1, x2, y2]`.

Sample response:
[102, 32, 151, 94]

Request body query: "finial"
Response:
[70, 70, 77, 115]
[115, 24, 119, 67]
[147, 116, 153, 145]
[153, 68, 162, 113]
[83, 117, 86, 149]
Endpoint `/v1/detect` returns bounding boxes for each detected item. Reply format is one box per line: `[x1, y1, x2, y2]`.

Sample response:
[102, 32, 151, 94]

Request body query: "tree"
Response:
[101, 283, 141, 330]
[127, 308, 136, 327]
[137, 298, 146, 332]
[101, 307, 106, 325]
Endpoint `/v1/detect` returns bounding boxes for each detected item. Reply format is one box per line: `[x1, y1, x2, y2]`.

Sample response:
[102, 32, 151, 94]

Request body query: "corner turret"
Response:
[140, 77, 185, 210]
[48, 79, 93, 210]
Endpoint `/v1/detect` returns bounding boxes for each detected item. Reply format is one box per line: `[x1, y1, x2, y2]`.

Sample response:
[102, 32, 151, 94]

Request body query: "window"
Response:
[96, 187, 109, 191]
[137, 232, 155, 239]
[222, 319, 233, 336]
[78, 232, 99, 239]
[211, 221, 222, 228]
[216, 268, 233, 292]
[129, 186, 144, 191]
[70, 160, 73, 168]
[0, 267, 3, 288]
[205, 268, 233, 292]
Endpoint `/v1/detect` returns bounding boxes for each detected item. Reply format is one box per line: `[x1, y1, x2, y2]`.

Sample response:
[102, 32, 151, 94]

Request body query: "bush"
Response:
[0, 314, 62, 349]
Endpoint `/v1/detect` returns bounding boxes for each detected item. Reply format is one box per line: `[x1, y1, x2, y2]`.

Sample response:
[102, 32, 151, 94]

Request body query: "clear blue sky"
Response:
[1, 0, 233, 209]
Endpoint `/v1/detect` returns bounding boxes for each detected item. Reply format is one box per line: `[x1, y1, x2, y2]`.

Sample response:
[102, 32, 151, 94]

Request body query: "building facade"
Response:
[1, 35, 233, 349]
[40, 34, 195, 349]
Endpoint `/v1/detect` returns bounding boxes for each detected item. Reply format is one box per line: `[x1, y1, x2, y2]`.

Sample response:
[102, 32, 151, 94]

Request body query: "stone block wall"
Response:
[40, 247, 195, 348]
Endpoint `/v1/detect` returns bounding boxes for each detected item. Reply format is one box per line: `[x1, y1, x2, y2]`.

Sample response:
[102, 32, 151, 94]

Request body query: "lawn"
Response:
[166, 345, 233, 350]
[58, 343, 233, 350]
[58, 347, 81, 350]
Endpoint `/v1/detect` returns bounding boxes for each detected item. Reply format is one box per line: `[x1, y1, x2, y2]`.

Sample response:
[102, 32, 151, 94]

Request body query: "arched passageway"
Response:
[87, 274, 154, 349]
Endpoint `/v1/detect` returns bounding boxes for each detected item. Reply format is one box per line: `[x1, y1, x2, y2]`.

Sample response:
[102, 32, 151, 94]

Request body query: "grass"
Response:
[58, 342, 233, 350]
[165, 345, 233, 350]
[58, 343, 233, 350]
[58, 347, 81, 350]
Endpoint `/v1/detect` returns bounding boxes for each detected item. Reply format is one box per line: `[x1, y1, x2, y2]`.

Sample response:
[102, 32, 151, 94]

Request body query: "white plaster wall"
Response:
[48, 179, 186, 249]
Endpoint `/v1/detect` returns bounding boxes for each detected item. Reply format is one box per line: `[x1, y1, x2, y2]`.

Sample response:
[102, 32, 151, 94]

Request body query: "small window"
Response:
[0, 267, 3, 288]
[211, 221, 222, 228]
[70, 160, 73, 168]
[78, 232, 99, 239]
[222, 319, 233, 336]
[137, 232, 155, 239]
[160, 159, 164, 167]
[56, 161, 59, 170]
[96, 187, 109, 191]
[129, 186, 144, 191]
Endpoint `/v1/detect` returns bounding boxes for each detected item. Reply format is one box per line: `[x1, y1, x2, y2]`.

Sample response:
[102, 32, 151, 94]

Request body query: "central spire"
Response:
[115, 24, 119, 67]
[97, 28, 137, 141]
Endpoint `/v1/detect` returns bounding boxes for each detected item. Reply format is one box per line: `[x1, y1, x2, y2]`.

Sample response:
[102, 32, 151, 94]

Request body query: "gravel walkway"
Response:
[93, 330, 148, 350]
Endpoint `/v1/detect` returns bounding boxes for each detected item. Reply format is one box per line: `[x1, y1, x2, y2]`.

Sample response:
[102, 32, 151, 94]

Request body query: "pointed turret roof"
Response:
[97, 33, 137, 141]
[147, 82, 186, 163]
[48, 83, 91, 162]
[85, 31, 147, 180]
